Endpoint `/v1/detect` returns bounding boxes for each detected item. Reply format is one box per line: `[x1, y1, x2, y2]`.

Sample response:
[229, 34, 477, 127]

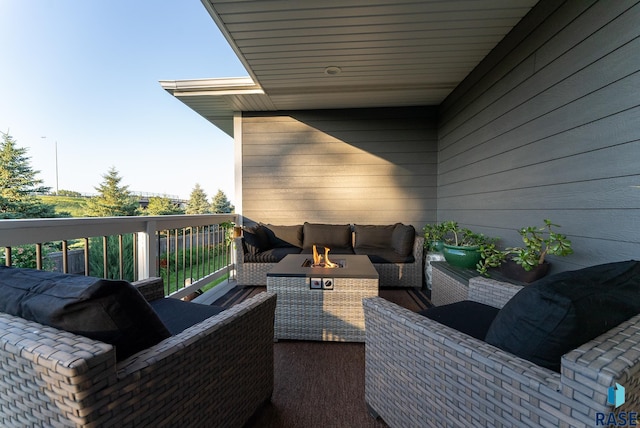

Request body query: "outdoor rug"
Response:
[211, 285, 431, 427]
[212, 285, 432, 312]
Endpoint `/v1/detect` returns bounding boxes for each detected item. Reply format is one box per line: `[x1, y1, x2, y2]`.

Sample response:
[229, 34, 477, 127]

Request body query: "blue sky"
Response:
[0, 1, 247, 202]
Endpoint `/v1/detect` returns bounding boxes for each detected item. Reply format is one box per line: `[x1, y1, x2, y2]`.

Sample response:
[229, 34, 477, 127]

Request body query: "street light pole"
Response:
[54, 140, 59, 195]
[41, 136, 59, 195]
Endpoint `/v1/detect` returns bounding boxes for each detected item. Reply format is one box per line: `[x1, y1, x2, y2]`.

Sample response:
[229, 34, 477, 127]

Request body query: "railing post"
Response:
[137, 219, 158, 279]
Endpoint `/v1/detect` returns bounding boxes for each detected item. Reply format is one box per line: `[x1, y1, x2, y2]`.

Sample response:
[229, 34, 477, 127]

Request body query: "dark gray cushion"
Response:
[0, 266, 171, 361]
[420, 301, 500, 340]
[354, 224, 396, 250]
[302, 223, 353, 251]
[150, 298, 225, 335]
[485, 260, 640, 372]
[263, 224, 303, 248]
[354, 248, 414, 263]
[242, 226, 270, 255]
[244, 247, 303, 263]
[392, 223, 415, 257]
[301, 246, 355, 255]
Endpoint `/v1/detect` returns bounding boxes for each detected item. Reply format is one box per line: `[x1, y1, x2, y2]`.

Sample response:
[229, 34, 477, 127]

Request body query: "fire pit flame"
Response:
[312, 245, 338, 268]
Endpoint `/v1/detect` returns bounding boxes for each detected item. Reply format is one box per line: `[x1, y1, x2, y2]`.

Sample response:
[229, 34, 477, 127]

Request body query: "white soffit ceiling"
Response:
[162, 0, 538, 135]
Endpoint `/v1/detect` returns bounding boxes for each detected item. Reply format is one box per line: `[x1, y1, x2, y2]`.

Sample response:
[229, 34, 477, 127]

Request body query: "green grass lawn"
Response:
[39, 195, 88, 217]
[160, 251, 231, 295]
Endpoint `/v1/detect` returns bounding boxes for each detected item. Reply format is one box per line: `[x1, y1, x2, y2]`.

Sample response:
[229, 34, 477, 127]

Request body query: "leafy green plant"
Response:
[88, 234, 135, 281]
[477, 219, 573, 276]
[0, 244, 55, 270]
[422, 222, 448, 250]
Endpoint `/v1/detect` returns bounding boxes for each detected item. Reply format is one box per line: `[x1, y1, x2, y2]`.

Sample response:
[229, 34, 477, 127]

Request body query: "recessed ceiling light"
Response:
[324, 66, 342, 76]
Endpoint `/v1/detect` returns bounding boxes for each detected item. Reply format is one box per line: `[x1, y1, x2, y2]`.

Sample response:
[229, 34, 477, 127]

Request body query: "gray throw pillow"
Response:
[392, 223, 415, 256]
[302, 223, 353, 251]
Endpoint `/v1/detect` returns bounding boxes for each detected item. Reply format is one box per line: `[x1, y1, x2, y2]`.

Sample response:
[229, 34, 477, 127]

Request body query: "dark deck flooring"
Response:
[211, 286, 432, 428]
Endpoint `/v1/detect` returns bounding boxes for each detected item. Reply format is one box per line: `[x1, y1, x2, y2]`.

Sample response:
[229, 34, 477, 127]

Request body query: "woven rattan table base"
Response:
[267, 276, 378, 342]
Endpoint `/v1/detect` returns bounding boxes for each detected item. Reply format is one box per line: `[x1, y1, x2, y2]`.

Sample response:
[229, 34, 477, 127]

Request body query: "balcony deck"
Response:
[203, 282, 431, 427]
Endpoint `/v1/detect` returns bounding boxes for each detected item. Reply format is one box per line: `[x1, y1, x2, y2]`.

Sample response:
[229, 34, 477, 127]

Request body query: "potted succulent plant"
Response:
[441, 221, 495, 269]
[477, 219, 573, 282]
[422, 222, 448, 252]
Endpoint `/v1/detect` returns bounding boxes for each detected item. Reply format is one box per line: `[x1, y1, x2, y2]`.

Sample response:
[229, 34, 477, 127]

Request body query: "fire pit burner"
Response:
[302, 245, 345, 268]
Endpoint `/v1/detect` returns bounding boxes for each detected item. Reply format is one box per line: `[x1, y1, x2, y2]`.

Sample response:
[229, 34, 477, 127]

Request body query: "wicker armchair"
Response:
[363, 276, 640, 427]
[0, 277, 277, 428]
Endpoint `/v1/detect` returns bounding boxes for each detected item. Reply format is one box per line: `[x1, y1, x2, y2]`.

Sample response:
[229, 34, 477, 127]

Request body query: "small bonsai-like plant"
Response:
[477, 219, 573, 276]
[442, 221, 494, 247]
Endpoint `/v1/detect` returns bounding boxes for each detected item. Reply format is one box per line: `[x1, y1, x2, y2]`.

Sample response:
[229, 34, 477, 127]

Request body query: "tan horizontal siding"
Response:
[241, 107, 437, 229]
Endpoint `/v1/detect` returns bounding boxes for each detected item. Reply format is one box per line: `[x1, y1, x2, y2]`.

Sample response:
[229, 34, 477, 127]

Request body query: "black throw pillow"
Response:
[243, 226, 269, 254]
[485, 260, 640, 372]
[0, 266, 171, 361]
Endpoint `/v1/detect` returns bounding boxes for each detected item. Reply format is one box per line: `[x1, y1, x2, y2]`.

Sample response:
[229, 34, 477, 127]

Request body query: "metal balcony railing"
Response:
[0, 214, 237, 299]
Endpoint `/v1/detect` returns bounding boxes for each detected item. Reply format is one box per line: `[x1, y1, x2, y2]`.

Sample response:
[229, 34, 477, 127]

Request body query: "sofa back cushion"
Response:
[354, 224, 396, 250]
[263, 224, 304, 248]
[391, 223, 416, 257]
[485, 260, 640, 372]
[0, 266, 171, 361]
[242, 225, 270, 254]
[302, 223, 353, 252]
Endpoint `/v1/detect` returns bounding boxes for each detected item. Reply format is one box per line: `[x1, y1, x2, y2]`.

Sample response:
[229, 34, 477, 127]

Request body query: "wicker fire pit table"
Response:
[266, 254, 379, 342]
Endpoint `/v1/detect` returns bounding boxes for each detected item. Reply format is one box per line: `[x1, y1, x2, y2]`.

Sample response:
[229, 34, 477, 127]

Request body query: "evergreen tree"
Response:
[211, 189, 234, 213]
[186, 183, 210, 214]
[0, 131, 58, 218]
[85, 167, 139, 216]
[144, 196, 185, 215]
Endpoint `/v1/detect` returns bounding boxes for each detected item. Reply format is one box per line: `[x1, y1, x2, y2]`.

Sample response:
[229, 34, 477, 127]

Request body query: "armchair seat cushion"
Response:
[0, 266, 171, 361]
[150, 298, 225, 335]
[486, 260, 640, 371]
[420, 300, 500, 340]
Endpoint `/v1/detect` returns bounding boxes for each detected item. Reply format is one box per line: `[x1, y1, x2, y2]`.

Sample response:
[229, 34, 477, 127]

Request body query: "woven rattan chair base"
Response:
[235, 236, 424, 288]
[0, 278, 277, 428]
[364, 277, 640, 427]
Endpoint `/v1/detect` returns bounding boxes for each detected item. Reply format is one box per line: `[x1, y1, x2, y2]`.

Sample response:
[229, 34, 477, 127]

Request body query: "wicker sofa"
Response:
[364, 272, 640, 427]
[235, 222, 424, 288]
[0, 274, 277, 428]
